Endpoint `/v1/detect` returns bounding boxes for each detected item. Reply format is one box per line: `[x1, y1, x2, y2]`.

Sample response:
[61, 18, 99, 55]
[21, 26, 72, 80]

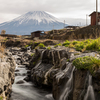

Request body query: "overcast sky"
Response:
[0, 0, 99, 25]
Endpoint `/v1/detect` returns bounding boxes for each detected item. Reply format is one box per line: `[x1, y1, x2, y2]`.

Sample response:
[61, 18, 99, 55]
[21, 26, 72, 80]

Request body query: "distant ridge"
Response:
[0, 11, 68, 35]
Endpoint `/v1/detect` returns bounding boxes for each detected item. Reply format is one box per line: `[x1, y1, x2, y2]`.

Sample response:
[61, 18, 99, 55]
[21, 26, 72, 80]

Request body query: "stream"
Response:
[9, 52, 54, 100]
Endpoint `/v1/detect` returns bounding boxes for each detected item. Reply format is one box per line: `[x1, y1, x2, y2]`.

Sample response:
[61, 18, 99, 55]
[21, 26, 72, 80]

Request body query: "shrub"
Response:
[47, 47, 51, 50]
[38, 43, 45, 48]
[84, 39, 91, 44]
[34, 42, 38, 44]
[30, 41, 33, 45]
[72, 41, 79, 45]
[86, 40, 100, 51]
[62, 40, 70, 47]
[68, 43, 74, 48]
[31, 53, 34, 56]
[73, 56, 100, 74]
[75, 43, 85, 51]
[54, 43, 62, 47]
[25, 45, 29, 48]
[62, 37, 100, 52]
[4, 38, 7, 41]
[0, 96, 3, 100]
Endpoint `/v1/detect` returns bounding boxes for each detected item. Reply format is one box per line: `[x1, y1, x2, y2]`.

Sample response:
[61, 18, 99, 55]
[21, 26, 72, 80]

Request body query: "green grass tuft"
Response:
[54, 43, 62, 47]
[38, 43, 45, 48]
[25, 45, 29, 48]
[47, 47, 51, 50]
[73, 56, 100, 74]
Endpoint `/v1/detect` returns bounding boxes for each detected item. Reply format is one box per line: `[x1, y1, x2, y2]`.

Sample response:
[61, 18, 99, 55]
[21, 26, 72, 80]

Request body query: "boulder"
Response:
[16, 80, 25, 84]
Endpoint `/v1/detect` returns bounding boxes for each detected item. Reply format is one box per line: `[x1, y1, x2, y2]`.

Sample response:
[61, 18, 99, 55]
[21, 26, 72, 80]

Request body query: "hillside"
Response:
[41, 25, 100, 40]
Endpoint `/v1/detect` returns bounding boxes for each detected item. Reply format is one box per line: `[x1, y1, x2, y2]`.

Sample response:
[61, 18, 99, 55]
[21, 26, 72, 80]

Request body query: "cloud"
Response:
[0, 0, 99, 23]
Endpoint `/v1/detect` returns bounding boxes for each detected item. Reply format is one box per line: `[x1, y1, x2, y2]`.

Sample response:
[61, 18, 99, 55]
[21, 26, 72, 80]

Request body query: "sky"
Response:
[0, 0, 99, 25]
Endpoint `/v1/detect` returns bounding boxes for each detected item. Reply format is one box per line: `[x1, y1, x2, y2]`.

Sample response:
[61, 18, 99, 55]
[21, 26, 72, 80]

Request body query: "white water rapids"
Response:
[9, 55, 54, 100]
[84, 74, 95, 100]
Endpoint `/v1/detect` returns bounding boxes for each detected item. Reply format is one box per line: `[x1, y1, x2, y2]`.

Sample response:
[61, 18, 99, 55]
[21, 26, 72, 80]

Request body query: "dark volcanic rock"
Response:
[24, 77, 30, 82]
[16, 80, 25, 84]
[29, 48, 100, 100]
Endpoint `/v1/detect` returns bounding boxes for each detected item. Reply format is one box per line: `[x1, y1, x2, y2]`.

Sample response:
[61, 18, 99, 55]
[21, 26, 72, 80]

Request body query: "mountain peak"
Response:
[0, 11, 68, 35]
[13, 11, 60, 24]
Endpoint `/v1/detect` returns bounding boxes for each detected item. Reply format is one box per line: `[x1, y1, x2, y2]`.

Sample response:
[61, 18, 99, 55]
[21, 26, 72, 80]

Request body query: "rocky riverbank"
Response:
[0, 51, 16, 100]
[1, 44, 100, 100]
[28, 46, 100, 100]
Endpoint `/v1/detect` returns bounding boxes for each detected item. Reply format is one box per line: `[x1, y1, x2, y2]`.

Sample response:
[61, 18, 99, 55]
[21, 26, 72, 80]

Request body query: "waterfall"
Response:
[84, 74, 95, 100]
[59, 66, 75, 100]
[41, 50, 46, 60]
[56, 62, 71, 83]
[34, 50, 46, 69]
[52, 50, 55, 65]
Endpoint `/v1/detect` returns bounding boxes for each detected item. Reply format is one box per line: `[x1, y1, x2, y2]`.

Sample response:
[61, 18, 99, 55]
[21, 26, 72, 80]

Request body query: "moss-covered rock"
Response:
[73, 56, 100, 74]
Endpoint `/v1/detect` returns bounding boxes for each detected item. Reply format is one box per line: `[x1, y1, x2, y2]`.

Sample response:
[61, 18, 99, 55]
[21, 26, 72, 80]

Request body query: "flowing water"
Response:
[59, 65, 75, 100]
[10, 54, 54, 100]
[84, 74, 95, 100]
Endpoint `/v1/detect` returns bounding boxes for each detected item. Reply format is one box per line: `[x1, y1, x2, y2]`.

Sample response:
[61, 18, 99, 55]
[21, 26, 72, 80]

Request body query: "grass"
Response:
[0, 45, 5, 53]
[25, 45, 29, 48]
[62, 38, 100, 52]
[54, 43, 62, 47]
[73, 56, 100, 74]
[47, 47, 51, 50]
[35, 43, 45, 49]
[0, 96, 3, 100]
[62, 40, 70, 47]
[31, 53, 34, 56]
[33, 62, 36, 65]
[38, 43, 45, 48]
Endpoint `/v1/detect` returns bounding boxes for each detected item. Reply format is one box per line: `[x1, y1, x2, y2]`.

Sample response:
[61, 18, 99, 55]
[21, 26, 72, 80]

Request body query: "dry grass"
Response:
[0, 36, 6, 58]
[0, 45, 5, 58]
[0, 45, 5, 53]
[0, 36, 6, 41]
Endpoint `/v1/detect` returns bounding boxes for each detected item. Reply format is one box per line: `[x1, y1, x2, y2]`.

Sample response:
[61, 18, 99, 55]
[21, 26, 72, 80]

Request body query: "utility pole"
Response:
[86, 15, 87, 26]
[96, 0, 98, 25]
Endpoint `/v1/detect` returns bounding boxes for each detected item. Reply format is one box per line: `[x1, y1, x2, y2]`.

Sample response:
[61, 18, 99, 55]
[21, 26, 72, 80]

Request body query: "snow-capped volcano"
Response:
[13, 11, 60, 25]
[0, 11, 68, 35]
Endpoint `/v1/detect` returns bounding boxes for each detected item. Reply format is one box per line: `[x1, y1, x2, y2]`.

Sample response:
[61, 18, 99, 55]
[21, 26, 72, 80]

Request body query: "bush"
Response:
[86, 40, 100, 51]
[73, 56, 100, 74]
[62, 40, 70, 47]
[75, 43, 85, 51]
[31, 53, 34, 56]
[38, 43, 45, 48]
[54, 43, 62, 47]
[25, 45, 29, 48]
[47, 47, 51, 50]
[72, 41, 79, 45]
[0, 96, 3, 100]
[30, 41, 33, 45]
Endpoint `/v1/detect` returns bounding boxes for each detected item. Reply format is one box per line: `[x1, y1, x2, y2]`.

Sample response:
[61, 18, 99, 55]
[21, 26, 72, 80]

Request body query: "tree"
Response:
[1, 30, 6, 34]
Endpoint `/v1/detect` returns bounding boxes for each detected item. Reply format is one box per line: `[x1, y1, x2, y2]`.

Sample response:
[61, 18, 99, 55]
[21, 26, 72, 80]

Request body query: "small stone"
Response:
[15, 69, 19, 72]
[16, 80, 24, 84]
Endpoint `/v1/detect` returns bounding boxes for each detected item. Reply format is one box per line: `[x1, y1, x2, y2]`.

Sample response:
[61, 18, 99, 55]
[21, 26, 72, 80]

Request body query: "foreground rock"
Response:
[0, 52, 16, 100]
[29, 47, 100, 100]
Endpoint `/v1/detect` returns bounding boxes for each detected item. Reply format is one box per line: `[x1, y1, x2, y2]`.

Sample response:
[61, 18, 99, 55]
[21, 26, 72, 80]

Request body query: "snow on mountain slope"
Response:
[0, 11, 68, 35]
